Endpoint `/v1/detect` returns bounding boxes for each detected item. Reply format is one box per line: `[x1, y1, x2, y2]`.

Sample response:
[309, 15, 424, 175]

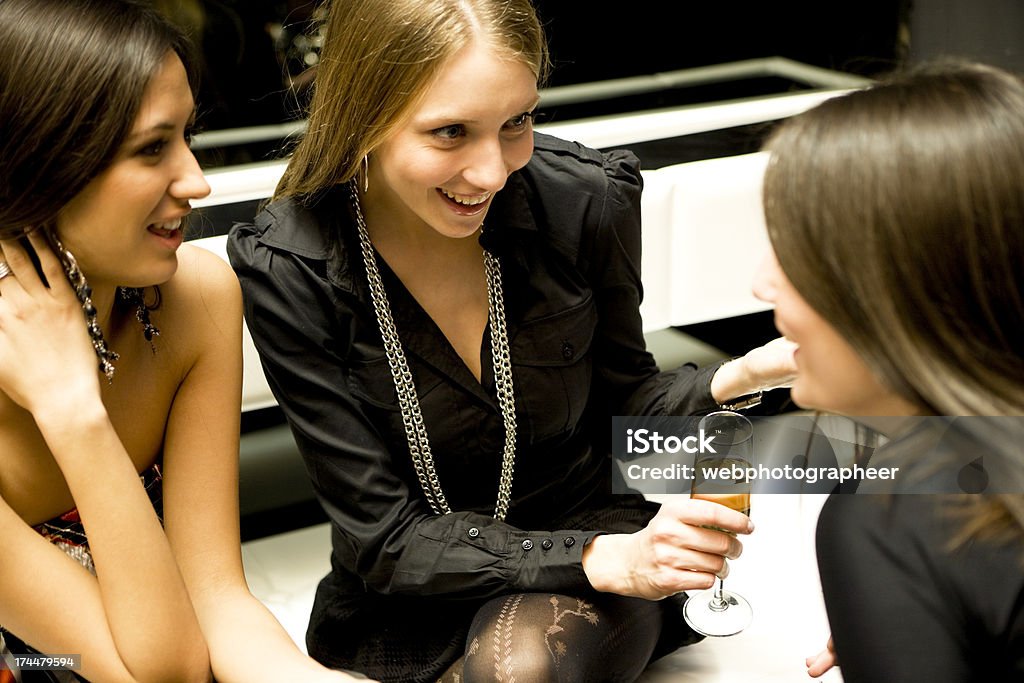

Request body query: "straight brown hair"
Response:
[764, 62, 1024, 537]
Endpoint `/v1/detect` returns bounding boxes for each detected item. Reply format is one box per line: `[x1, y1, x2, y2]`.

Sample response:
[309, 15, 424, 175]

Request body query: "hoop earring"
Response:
[361, 154, 370, 193]
[52, 237, 120, 382]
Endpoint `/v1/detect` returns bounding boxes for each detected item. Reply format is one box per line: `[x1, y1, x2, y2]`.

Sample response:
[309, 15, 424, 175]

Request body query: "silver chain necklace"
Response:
[351, 186, 518, 520]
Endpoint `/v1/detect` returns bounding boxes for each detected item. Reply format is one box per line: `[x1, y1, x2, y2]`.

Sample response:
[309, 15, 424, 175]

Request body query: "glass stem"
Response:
[709, 578, 729, 612]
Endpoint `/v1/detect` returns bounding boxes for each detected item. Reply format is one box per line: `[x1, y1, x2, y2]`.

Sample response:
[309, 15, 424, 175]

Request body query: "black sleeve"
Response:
[580, 148, 722, 419]
[816, 494, 1024, 682]
[228, 223, 600, 600]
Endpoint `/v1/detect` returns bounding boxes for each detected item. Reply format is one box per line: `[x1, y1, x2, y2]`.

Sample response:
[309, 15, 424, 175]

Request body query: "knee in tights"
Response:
[455, 593, 662, 683]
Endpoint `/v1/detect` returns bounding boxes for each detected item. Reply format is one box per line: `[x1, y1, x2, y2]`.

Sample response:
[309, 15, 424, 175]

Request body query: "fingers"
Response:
[658, 544, 731, 580]
[806, 651, 832, 677]
[765, 335, 799, 376]
[805, 637, 838, 677]
[651, 504, 746, 554]
[0, 256, 11, 290]
[26, 229, 72, 295]
[0, 235, 45, 296]
[650, 566, 721, 595]
[651, 501, 749, 563]
[739, 335, 798, 390]
[632, 544, 723, 596]
[0, 231, 74, 301]
[613, 498, 757, 599]
[764, 335, 798, 353]
[642, 511, 746, 595]
[666, 497, 754, 536]
[0, 237, 32, 278]
[0, 239, 26, 299]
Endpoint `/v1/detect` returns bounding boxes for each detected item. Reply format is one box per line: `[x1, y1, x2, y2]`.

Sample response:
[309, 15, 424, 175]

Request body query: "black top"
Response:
[228, 132, 717, 678]
[817, 494, 1024, 682]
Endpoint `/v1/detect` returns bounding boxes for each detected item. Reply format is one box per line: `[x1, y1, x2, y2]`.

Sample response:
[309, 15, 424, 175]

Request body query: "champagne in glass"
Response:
[683, 410, 755, 637]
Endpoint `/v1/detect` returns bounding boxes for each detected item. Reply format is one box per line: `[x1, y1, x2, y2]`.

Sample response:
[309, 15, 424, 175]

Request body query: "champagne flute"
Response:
[683, 410, 754, 637]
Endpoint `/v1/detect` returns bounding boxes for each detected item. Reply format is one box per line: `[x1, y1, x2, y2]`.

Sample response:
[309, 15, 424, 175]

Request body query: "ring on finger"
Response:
[0, 260, 11, 280]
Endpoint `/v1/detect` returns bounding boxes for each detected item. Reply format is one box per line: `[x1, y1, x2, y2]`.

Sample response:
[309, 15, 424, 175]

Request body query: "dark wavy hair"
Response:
[0, 0, 198, 238]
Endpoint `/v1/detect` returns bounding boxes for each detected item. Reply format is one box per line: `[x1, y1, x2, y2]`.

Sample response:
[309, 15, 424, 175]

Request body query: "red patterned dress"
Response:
[0, 464, 163, 683]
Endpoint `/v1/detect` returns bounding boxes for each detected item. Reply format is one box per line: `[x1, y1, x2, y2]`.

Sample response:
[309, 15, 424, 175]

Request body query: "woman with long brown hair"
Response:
[0, 1, 364, 680]
[754, 62, 1024, 682]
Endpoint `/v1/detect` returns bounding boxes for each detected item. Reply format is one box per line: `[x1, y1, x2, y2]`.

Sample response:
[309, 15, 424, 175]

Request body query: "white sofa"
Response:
[639, 151, 771, 332]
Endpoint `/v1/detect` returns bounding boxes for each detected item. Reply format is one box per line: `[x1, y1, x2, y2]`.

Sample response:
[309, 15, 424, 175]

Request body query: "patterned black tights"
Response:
[436, 592, 664, 683]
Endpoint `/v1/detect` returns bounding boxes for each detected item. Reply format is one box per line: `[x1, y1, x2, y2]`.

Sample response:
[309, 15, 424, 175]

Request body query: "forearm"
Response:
[35, 407, 209, 682]
[194, 586, 332, 682]
[342, 506, 597, 599]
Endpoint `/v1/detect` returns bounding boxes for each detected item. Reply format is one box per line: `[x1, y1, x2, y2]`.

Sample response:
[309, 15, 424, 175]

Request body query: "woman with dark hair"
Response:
[229, 0, 796, 680]
[753, 62, 1024, 681]
[0, 1, 364, 681]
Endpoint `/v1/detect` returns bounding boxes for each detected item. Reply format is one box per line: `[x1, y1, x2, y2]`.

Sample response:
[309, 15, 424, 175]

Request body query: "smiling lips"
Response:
[439, 188, 491, 215]
[147, 218, 185, 250]
[147, 217, 183, 238]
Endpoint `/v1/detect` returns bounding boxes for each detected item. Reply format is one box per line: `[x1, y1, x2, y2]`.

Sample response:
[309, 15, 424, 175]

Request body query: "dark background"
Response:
[174, 0, 1024, 167]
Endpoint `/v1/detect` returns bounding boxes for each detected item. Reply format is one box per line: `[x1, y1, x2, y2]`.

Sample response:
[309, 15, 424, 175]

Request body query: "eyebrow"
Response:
[419, 98, 543, 127]
[125, 107, 198, 141]
[125, 122, 177, 142]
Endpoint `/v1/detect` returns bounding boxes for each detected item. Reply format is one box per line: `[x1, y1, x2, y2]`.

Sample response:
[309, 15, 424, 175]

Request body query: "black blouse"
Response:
[817, 494, 1024, 682]
[228, 133, 718, 674]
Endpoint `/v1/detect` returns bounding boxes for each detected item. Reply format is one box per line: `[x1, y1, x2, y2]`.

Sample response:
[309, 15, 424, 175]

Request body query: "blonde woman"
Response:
[229, 0, 796, 680]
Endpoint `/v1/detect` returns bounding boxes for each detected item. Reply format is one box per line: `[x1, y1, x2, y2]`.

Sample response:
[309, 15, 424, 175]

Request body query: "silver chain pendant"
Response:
[351, 184, 518, 520]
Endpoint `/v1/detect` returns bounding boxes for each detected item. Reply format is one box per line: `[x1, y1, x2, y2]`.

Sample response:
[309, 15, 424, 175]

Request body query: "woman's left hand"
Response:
[739, 336, 798, 389]
[710, 336, 797, 404]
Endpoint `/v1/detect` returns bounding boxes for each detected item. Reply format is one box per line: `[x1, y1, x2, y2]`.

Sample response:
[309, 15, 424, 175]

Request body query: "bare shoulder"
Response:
[154, 243, 242, 345]
[164, 243, 240, 310]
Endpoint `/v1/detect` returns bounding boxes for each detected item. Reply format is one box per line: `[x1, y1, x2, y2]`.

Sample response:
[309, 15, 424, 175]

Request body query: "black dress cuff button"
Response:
[564, 536, 575, 548]
[468, 527, 480, 538]
[541, 539, 553, 550]
[522, 539, 534, 551]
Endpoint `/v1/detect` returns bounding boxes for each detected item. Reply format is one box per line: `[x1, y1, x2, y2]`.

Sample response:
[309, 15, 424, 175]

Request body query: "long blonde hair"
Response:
[275, 0, 548, 203]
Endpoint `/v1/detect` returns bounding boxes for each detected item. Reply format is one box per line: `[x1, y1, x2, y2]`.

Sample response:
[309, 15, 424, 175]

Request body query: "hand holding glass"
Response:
[683, 410, 754, 637]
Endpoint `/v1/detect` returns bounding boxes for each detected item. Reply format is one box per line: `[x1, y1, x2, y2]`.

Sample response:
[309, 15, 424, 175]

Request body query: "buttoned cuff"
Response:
[449, 517, 600, 593]
[508, 528, 601, 592]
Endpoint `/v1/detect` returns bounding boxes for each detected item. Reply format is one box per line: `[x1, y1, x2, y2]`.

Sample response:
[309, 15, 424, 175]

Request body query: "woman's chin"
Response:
[788, 382, 822, 413]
